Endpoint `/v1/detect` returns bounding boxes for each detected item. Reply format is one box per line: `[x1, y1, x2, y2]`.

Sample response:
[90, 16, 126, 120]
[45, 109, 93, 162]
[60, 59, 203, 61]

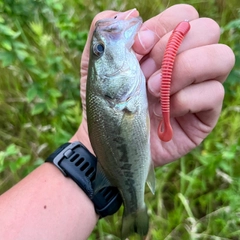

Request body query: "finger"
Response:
[141, 17, 221, 79]
[154, 80, 225, 128]
[172, 83, 225, 146]
[133, 4, 199, 55]
[148, 44, 235, 97]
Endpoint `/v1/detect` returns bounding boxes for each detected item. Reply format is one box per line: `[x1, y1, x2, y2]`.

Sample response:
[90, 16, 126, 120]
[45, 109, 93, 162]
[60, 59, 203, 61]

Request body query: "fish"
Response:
[86, 16, 155, 239]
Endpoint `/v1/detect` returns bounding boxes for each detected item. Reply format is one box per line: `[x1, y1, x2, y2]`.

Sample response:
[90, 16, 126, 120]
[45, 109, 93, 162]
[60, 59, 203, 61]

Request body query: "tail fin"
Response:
[121, 206, 149, 239]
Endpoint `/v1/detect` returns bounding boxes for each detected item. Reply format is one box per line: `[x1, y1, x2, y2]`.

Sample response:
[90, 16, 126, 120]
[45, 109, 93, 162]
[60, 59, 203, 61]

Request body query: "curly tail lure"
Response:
[158, 21, 191, 142]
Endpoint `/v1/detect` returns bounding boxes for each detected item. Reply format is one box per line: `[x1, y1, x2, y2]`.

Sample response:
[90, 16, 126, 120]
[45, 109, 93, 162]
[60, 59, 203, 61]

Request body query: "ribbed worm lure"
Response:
[158, 21, 191, 142]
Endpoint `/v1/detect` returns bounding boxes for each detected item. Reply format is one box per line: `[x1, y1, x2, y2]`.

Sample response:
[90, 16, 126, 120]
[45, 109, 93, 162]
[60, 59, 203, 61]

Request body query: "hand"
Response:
[71, 4, 235, 166]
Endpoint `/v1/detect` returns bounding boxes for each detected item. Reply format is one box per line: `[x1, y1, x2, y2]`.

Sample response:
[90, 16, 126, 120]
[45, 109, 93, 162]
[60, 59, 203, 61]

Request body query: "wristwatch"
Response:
[45, 141, 122, 218]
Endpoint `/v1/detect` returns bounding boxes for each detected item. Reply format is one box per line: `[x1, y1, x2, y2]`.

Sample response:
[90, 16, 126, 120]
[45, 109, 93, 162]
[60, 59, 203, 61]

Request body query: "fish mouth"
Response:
[95, 17, 142, 47]
[94, 17, 142, 77]
[95, 16, 142, 30]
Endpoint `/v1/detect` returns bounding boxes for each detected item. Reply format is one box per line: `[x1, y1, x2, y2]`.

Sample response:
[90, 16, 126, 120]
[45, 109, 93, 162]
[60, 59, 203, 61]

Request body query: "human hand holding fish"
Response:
[71, 4, 234, 167]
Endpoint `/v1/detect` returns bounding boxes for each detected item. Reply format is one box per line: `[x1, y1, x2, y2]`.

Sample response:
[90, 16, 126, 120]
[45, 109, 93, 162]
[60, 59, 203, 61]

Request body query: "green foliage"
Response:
[222, 15, 240, 99]
[1, 0, 240, 239]
[0, 0, 85, 191]
[0, 143, 43, 190]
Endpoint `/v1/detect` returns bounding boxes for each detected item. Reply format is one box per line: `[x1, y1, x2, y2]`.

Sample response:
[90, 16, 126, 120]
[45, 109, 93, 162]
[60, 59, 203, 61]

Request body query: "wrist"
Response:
[70, 122, 94, 156]
[40, 163, 99, 239]
[46, 141, 123, 218]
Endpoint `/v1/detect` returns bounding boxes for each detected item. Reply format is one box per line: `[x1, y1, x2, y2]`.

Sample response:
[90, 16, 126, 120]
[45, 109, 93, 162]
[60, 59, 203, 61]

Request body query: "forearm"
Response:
[0, 162, 98, 240]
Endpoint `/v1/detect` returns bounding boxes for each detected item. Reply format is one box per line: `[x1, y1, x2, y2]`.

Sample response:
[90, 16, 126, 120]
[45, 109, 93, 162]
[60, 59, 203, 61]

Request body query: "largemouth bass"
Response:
[86, 16, 155, 239]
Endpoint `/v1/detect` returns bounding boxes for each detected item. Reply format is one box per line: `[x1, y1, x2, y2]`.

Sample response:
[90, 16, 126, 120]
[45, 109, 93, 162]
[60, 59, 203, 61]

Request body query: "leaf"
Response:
[15, 49, 29, 61]
[31, 102, 46, 115]
[29, 68, 49, 79]
[24, 56, 37, 67]
[222, 150, 235, 160]
[13, 41, 27, 49]
[0, 16, 4, 23]
[6, 144, 19, 156]
[27, 86, 38, 102]
[224, 19, 240, 31]
[29, 21, 43, 36]
[9, 161, 17, 173]
[46, 97, 57, 111]
[9, 155, 31, 173]
[59, 100, 76, 109]
[47, 88, 62, 98]
[0, 25, 21, 38]
[1, 39, 12, 51]
[16, 155, 31, 166]
[0, 50, 16, 66]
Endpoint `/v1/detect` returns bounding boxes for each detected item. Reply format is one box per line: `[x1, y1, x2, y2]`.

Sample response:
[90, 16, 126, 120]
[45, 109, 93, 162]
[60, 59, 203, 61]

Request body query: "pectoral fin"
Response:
[147, 161, 155, 195]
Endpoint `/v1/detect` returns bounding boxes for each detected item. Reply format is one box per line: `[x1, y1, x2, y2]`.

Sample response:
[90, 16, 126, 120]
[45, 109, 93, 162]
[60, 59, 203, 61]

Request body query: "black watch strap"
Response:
[46, 141, 122, 218]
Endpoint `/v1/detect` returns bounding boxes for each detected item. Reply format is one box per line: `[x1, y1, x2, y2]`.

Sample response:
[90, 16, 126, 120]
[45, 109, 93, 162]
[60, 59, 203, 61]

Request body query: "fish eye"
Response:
[93, 42, 105, 57]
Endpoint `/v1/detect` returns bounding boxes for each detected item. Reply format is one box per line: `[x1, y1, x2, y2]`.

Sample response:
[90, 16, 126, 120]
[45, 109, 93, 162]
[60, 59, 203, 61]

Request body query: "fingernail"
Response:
[124, 8, 138, 19]
[137, 29, 156, 51]
[115, 9, 139, 20]
[153, 101, 162, 118]
[147, 70, 162, 97]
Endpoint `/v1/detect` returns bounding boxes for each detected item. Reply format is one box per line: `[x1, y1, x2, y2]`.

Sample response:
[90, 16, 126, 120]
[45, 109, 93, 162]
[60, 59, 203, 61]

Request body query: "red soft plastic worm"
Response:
[158, 21, 191, 142]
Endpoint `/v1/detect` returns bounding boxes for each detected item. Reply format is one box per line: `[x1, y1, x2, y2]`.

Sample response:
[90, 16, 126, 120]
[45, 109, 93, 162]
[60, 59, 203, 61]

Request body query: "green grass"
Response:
[1, 0, 240, 239]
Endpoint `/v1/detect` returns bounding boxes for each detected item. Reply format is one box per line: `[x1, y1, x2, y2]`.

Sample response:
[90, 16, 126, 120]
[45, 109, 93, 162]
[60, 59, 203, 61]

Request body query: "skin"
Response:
[0, 4, 235, 240]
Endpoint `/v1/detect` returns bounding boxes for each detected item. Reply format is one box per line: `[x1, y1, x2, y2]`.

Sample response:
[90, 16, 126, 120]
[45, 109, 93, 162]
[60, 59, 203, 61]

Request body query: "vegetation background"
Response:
[0, 0, 240, 239]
